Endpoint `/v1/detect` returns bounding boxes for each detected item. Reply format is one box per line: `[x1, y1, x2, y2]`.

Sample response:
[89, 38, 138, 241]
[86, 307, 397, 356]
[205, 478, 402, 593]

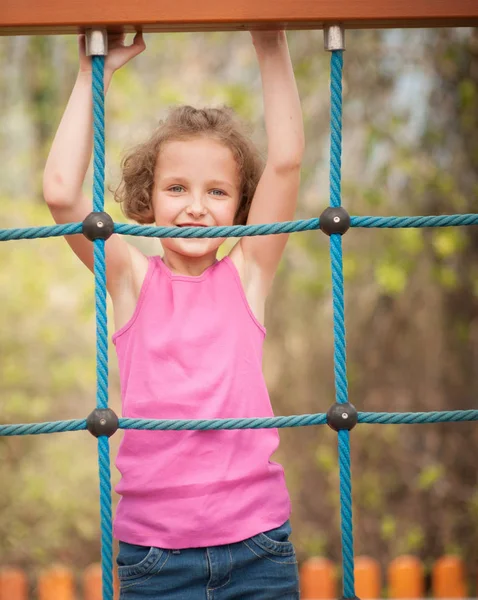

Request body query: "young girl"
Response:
[44, 29, 304, 599]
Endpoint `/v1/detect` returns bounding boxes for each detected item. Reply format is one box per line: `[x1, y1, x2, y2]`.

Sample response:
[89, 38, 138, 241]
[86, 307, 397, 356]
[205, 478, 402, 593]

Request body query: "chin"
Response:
[163, 238, 224, 258]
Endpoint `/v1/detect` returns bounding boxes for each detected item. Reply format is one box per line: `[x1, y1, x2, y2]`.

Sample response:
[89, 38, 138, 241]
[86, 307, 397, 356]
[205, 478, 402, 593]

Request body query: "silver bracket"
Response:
[324, 25, 345, 51]
[85, 29, 108, 56]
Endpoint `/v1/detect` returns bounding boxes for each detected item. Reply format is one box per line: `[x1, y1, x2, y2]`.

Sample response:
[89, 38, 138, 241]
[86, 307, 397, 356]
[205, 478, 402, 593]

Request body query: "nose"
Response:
[186, 195, 207, 218]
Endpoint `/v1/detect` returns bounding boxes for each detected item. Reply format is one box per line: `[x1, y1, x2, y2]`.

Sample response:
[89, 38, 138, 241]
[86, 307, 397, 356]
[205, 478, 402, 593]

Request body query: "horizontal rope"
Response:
[352, 214, 478, 228]
[119, 414, 328, 430]
[0, 419, 87, 436]
[120, 409, 478, 428]
[1, 213, 477, 242]
[114, 219, 320, 238]
[0, 223, 82, 241]
[1, 409, 477, 437]
[359, 410, 478, 424]
[110, 213, 478, 236]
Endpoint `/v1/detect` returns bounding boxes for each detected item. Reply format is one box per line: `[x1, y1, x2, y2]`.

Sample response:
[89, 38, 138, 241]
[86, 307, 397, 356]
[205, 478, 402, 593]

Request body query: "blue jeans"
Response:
[116, 520, 300, 599]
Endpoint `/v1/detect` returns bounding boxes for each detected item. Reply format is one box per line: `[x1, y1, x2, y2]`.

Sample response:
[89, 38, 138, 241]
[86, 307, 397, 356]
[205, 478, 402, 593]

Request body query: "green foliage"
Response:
[300, 532, 328, 557]
[417, 464, 445, 490]
[375, 259, 408, 295]
[0, 198, 102, 566]
[315, 445, 336, 473]
[432, 229, 467, 258]
[403, 525, 425, 553]
[380, 515, 396, 541]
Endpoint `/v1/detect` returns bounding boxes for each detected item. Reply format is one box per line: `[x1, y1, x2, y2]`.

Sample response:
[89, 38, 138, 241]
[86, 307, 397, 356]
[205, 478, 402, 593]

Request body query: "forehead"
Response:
[157, 138, 239, 181]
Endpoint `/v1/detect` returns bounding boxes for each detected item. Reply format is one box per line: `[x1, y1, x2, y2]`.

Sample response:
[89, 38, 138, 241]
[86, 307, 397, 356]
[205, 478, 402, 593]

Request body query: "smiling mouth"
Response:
[176, 224, 209, 227]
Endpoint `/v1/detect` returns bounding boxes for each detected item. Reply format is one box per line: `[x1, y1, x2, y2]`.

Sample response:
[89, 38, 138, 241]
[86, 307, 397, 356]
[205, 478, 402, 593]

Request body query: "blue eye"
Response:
[169, 185, 184, 193]
[210, 189, 226, 196]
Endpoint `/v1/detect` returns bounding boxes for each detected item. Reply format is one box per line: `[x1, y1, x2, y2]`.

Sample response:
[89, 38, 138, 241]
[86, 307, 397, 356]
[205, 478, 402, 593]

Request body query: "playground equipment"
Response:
[1, 3, 478, 599]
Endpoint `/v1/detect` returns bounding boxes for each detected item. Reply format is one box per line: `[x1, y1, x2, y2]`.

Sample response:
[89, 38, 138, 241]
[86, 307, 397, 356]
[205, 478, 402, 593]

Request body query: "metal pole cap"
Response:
[324, 25, 345, 51]
[85, 29, 108, 56]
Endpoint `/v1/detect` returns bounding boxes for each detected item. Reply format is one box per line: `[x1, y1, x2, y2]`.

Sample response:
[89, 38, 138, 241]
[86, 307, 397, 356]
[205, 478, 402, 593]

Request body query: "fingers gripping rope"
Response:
[0, 26, 477, 600]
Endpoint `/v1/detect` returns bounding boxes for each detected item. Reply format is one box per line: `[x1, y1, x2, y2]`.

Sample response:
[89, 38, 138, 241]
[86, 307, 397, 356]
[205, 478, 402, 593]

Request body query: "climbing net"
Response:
[1, 27, 477, 600]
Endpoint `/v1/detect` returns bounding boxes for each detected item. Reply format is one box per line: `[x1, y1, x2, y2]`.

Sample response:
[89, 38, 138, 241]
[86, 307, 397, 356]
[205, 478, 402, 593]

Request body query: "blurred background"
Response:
[0, 26, 477, 595]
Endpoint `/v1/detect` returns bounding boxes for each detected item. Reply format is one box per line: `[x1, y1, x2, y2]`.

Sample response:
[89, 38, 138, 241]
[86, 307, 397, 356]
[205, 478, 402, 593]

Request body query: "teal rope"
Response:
[0, 419, 87, 436]
[352, 214, 478, 228]
[2, 213, 477, 243]
[92, 55, 114, 600]
[0, 223, 83, 241]
[358, 410, 478, 424]
[329, 52, 343, 210]
[338, 430, 354, 596]
[119, 410, 478, 427]
[0, 34, 476, 600]
[328, 49, 355, 598]
[331, 236, 348, 405]
[2, 409, 477, 437]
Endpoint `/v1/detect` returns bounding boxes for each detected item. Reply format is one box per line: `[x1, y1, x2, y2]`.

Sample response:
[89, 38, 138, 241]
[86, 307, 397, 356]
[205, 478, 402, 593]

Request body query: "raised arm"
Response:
[237, 31, 304, 292]
[43, 32, 147, 298]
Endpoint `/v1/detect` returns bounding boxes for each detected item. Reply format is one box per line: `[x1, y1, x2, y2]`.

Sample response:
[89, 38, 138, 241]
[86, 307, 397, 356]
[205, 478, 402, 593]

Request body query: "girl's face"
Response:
[152, 137, 241, 262]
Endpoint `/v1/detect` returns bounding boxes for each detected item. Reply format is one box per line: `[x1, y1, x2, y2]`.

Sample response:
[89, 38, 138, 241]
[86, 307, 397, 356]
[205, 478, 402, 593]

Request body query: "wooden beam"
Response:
[1, 0, 478, 35]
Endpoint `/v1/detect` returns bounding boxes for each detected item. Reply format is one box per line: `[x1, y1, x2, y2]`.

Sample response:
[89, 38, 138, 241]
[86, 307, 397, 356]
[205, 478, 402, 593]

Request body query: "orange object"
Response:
[82, 563, 120, 600]
[0, 567, 28, 600]
[38, 566, 75, 600]
[432, 556, 467, 598]
[355, 556, 381, 599]
[300, 557, 336, 599]
[1, 0, 477, 35]
[83, 564, 103, 600]
[388, 556, 425, 598]
[114, 566, 120, 600]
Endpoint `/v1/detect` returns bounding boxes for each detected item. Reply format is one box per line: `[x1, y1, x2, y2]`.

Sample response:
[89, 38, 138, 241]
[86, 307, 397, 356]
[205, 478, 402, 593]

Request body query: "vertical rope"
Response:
[92, 54, 114, 600]
[329, 49, 356, 599]
[330, 235, 348, 406]
[329, 51, 343, 210]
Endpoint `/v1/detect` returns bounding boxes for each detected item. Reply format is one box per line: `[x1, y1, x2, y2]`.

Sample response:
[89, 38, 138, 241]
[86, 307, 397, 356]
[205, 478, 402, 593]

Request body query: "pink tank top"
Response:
[112, 255, 291, 549]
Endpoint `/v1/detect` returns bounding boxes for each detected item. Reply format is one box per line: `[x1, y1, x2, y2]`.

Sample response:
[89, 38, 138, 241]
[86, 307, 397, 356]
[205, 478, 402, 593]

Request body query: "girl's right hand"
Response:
[78, 31, 146, 75]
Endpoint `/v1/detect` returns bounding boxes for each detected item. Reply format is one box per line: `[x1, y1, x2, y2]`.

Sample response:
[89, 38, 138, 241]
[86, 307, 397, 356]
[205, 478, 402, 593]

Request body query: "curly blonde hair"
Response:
[113, 106, 264, 225]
